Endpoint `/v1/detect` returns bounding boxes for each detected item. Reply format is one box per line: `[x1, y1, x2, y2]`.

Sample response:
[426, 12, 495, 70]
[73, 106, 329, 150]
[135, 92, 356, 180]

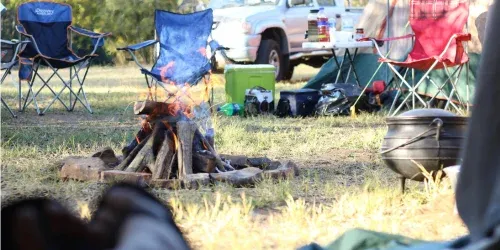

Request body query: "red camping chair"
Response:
[368, 0, 471, 116]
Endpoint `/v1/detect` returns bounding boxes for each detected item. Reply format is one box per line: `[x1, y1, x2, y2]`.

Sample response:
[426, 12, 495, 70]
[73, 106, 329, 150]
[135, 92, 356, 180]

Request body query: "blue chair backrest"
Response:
[153, 9, 213, 85]
[17, 2, 72, 59]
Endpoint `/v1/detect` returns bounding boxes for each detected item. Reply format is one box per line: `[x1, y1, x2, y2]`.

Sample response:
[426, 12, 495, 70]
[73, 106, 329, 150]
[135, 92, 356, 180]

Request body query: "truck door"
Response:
[284, 0, 316, 52]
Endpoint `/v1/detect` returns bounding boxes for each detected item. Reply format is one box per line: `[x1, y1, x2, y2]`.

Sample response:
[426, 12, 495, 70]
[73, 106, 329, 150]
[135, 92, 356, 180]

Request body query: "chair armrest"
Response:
[15, 25, 30, 37]
[208, 40, 229, 52]
[70, 26, 112, 38]
[455, 33, 472, 42]
[117, 40, 158, 52]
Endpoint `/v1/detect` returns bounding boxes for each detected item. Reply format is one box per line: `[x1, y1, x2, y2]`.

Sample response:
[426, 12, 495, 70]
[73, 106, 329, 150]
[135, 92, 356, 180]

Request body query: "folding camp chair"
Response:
[1, 40, 28, 118]
[117, 9, 228, 105]
[15, 1, 111, 115]
[369, 0, 471, 116]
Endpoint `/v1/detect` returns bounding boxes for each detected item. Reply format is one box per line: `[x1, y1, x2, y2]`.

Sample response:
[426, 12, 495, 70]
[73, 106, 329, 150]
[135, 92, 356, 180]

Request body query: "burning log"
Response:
[152, 131, 175, 179]
[176, 120, 196, 179]
[125, 122, 163, 173]
[116, 100, 231, 180]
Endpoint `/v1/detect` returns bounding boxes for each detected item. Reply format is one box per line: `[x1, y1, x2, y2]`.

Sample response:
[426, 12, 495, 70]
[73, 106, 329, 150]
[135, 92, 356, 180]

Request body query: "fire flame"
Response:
[162, 121, 179, 151]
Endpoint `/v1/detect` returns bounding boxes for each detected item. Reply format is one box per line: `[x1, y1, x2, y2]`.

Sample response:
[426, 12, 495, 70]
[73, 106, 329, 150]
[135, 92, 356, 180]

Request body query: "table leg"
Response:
[346, 48, 361, 87]
[332, 49, 345, 84]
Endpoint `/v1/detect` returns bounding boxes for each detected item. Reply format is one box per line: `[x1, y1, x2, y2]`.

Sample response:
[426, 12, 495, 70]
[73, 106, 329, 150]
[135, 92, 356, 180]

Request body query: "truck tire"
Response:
[284, 63, 295, 81]
[256, 39, 286, 81]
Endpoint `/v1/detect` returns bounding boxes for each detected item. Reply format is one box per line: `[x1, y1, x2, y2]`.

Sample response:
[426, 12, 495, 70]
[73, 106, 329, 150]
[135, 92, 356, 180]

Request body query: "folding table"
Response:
[302, 40, 374, 86]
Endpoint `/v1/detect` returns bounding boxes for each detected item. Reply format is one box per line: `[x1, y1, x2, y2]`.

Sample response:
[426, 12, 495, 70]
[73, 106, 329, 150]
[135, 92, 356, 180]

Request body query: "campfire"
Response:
[58, 99, 298, 189]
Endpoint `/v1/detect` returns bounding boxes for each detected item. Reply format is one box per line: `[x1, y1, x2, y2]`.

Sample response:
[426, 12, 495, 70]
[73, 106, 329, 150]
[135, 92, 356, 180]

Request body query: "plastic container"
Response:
[224, 64, 276, 112]
[342, 15, 354, 32]
[335, 14, 342, 31]
[307, 9, 320, 42]
[354, 28, 365, 41]
[317, 7, 330, 42]
[217, 103, 241, 116]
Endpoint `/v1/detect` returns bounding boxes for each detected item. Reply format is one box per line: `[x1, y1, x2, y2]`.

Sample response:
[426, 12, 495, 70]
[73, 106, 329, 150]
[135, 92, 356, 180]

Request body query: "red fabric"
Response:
[380, 0, 470, 70]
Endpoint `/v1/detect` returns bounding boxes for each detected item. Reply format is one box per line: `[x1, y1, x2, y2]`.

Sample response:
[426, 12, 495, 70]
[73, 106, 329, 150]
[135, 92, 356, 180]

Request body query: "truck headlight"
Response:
[225, 18, 252, 34]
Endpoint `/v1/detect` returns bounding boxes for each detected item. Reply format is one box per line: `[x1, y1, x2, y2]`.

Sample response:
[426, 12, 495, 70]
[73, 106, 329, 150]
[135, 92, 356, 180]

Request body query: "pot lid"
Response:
[397, 108, 458, 117]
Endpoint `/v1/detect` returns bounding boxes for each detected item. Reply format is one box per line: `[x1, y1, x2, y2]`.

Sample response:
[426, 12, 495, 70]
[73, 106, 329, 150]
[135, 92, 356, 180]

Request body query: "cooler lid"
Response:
[224, 64, 276, 72]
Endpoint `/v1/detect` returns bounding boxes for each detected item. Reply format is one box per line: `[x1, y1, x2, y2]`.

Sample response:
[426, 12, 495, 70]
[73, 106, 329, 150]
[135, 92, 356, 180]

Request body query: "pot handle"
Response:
[380, 118, 444, 155]
[433, 118, 443, 141]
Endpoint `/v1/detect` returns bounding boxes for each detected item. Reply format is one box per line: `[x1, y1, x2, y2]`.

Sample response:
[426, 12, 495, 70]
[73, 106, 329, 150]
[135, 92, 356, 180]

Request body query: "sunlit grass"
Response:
[1, 65, 467, 249]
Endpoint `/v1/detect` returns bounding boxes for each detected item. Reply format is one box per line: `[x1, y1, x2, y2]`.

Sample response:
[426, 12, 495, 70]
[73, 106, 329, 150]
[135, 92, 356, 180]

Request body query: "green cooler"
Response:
[224, 64, 276, 108]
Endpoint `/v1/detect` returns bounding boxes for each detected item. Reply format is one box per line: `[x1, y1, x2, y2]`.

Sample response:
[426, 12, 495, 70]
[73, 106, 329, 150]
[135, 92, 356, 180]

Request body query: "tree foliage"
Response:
[1, 0, 179, 65]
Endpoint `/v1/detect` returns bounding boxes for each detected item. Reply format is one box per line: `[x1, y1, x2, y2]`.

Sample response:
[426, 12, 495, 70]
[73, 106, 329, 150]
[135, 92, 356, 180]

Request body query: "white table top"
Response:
[302, 40, 373, 50]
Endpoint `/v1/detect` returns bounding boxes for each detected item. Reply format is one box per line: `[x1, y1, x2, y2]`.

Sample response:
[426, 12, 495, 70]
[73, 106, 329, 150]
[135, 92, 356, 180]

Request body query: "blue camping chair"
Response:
[118, 9, 228, 103]
[15, 1, 111, 115]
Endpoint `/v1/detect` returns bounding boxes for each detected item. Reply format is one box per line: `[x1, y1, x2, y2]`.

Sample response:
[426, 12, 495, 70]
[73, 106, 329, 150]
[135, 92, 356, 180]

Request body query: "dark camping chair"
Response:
[16, 1, 111, 115]
[118, 9, 228, 103]
[1, 40, 28, 118]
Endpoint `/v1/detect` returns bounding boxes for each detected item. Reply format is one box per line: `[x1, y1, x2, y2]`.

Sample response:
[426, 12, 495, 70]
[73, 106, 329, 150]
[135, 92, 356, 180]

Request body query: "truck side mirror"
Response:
[289, 0, 306, 6]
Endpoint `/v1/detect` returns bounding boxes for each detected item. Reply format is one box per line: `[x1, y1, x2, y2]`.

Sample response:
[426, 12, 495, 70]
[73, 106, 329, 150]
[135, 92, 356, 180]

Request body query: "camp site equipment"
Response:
[15, 1, 111, 115]
[369, 0, 471, 116]
[380, 108, 467, 192]
[224, 64, 276, 108]
[1, 39, 28, 118]
[118, 9, 227, 103]
[276, 89, 320, 118]
[244, 86, 274, 116]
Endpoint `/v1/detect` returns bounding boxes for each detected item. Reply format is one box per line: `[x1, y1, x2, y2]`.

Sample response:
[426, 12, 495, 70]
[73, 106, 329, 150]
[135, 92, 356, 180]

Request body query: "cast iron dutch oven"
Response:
[380, 108, 468, 182]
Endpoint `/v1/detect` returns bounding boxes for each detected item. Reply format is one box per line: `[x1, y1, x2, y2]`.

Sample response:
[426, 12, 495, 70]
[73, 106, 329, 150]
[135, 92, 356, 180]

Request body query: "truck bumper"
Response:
[212, 34, 261, 70]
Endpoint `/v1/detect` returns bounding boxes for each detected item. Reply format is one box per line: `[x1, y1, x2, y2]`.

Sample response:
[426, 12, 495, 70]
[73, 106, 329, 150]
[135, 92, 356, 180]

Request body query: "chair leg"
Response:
[2, 98, 17, 118]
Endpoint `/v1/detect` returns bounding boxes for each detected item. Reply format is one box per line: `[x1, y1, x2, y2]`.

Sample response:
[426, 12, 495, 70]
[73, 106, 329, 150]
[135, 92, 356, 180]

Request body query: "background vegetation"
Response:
[2, 0, 369, 65]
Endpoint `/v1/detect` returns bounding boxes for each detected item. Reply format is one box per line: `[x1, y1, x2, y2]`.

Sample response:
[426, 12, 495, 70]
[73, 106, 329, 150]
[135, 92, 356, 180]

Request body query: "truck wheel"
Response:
[256, 39, 286, 81]
[283, 63, 295, 81]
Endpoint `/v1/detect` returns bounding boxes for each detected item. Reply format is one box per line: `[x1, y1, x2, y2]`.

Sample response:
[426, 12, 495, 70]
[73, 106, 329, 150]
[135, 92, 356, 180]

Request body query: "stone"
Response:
[263, 161, 297, 180]
[147, 174, 210, 190]
[91, 147, 120, 167]
[149, 179, 182, 190]
[247, 157, 272, 168]
[60, 157, 108, 181]
[183, 173, 210, 189]
[100, 170, 152, 187]
[262, 161, 282, 171]
[220, 154, 249, 169]
[210, 167, 263, 187]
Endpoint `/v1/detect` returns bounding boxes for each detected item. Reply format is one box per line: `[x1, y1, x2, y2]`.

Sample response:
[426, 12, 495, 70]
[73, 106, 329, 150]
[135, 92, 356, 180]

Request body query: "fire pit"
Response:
[58, 100, 298, 189]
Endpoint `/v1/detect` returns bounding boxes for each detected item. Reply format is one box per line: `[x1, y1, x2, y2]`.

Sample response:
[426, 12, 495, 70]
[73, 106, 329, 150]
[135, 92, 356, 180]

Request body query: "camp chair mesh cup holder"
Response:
[117, 9, 230, 106]
[14, 2, 111, 116]
[1, 40, 29, 118]
[369, 0, 471, 116]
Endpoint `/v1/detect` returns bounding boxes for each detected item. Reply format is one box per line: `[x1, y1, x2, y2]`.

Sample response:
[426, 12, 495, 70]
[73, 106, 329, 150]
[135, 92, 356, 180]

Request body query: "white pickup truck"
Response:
[207, 0, 363, 80]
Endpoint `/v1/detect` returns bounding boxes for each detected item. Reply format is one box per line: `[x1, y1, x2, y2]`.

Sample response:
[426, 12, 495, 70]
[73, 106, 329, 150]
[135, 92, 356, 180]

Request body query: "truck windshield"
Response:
[208, 0, 279, 9]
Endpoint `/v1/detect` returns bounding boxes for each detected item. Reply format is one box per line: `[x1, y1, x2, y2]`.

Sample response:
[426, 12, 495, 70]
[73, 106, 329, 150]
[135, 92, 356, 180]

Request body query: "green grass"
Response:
[1, 65, 467, 249]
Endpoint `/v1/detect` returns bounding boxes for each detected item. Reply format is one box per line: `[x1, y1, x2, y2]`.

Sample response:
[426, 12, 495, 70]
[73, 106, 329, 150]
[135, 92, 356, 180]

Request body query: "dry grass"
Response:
[1, 65, 467, 249]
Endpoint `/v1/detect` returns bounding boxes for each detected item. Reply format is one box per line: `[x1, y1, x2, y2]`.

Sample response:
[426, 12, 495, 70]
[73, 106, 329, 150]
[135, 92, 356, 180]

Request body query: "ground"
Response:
[1, 65, 467, 249]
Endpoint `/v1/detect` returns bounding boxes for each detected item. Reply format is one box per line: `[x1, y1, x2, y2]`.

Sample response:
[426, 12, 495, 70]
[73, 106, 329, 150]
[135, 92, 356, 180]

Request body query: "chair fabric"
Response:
[144, 9, 214, 86]
[381, 0, 470, 70]
[17, 2, 95, 71]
